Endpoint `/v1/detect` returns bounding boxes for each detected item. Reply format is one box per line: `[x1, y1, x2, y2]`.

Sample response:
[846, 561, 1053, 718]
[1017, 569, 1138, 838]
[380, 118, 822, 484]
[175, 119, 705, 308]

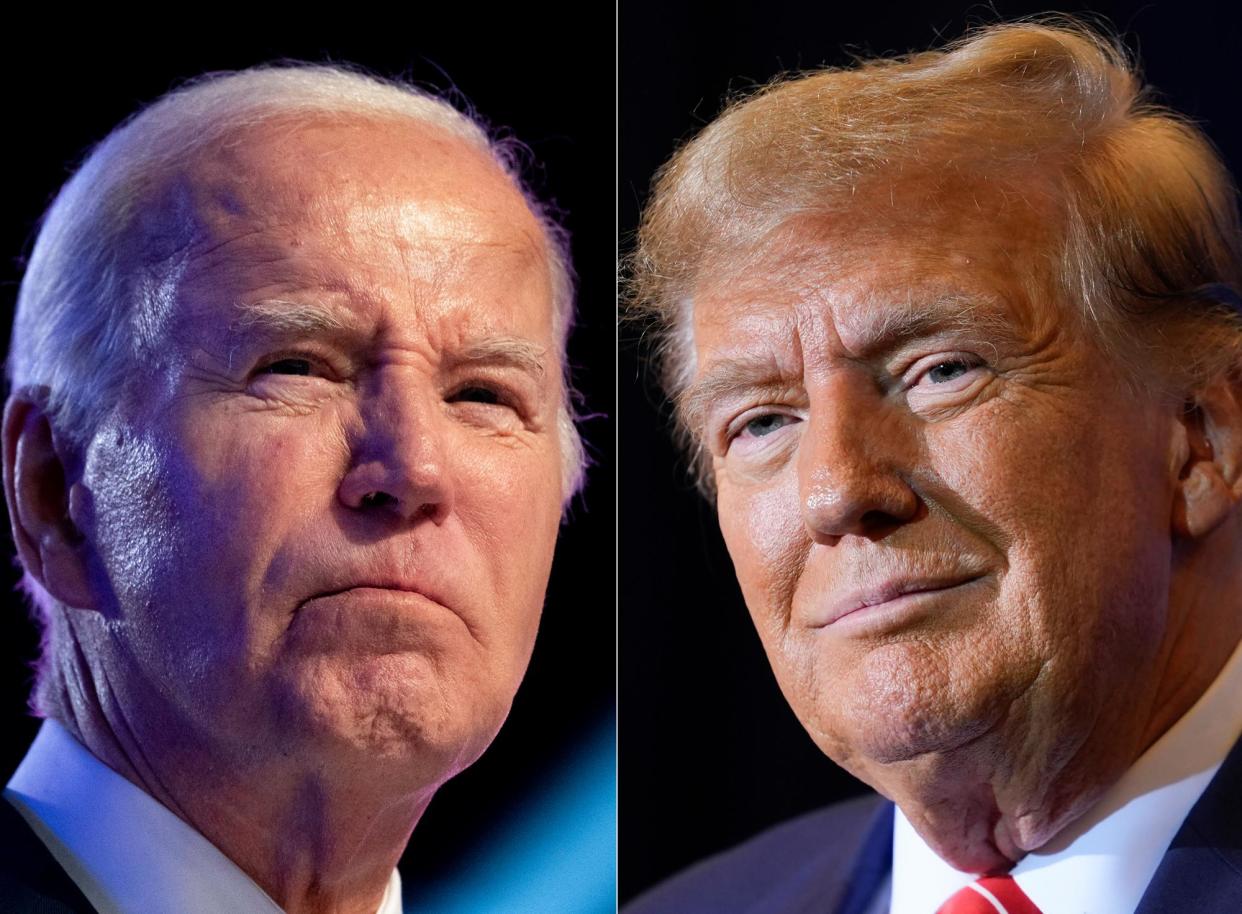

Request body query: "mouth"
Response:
[292, 581, 459, 628]
[817, 574, 987, 631]
[288, 583, 467, 652]
[309, 578, 449, 605]
[319, 583, 428, 599]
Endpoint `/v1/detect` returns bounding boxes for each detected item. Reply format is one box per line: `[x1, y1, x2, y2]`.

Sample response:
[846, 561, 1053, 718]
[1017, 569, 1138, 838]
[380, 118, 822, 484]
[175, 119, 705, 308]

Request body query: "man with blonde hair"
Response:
[1, 63, 585, 913]
[627, 19, 1242, 914]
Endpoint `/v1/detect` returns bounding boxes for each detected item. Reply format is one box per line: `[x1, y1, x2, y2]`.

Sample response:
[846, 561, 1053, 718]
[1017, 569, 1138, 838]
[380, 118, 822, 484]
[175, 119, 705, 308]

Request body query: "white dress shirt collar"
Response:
[891, 633, 1242, 914]
[4, 719, 403, 914]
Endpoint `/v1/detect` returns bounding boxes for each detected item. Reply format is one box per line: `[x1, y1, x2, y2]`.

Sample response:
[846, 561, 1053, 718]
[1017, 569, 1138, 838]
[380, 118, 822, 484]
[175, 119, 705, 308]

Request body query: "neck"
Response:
[42, 618, 432, 914]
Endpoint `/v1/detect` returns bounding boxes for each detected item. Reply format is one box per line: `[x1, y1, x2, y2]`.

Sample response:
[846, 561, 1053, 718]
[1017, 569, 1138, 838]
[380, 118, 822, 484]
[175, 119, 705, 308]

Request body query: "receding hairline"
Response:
[11, 60, 585, 495]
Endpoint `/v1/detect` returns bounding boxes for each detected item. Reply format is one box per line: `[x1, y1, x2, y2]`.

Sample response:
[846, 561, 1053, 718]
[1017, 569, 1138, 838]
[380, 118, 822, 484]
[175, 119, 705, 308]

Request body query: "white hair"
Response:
[12, 63, 585, 492]
[10, 65, 586, 706]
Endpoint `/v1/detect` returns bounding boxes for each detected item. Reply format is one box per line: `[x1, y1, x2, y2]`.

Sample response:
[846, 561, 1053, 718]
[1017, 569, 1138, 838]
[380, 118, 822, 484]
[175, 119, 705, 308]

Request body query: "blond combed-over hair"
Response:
[629, 18, 1242, 493]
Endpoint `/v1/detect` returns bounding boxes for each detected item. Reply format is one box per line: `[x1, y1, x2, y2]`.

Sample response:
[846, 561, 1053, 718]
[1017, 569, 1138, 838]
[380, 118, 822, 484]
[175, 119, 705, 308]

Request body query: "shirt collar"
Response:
[5, 720, 402, 914]
[891, 633, 1242, 914]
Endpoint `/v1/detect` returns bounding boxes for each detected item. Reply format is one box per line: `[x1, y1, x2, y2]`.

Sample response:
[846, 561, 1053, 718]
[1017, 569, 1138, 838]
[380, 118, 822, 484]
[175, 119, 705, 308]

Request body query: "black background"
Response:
[618, 0, 1242, 904]
[0, 11, 615, 902]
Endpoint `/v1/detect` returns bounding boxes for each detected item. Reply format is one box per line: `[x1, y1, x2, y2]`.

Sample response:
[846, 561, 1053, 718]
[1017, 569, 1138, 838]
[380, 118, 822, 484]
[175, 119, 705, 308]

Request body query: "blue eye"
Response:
[744, 414, 792, 438]
[925, 360, 972, 383]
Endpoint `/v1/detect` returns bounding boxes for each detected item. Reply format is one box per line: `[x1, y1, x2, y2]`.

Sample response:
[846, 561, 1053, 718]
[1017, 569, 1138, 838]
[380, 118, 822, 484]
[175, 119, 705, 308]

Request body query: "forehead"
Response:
[690, 176, 1065, 360]
[159, 116, 554, 345]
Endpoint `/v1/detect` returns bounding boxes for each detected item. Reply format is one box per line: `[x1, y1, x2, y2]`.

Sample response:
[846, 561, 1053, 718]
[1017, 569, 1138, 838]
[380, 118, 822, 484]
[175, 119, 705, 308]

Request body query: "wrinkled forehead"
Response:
[134, 116, 556, 349]
[684, 173, 1067, 369]
[184, 116, 546, 266]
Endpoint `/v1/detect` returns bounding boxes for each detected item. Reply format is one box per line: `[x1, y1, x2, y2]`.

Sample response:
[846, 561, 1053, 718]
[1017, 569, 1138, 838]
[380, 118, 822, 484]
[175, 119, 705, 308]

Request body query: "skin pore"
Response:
[686, 176, 1242, 873]
[4, 117, 567, 914]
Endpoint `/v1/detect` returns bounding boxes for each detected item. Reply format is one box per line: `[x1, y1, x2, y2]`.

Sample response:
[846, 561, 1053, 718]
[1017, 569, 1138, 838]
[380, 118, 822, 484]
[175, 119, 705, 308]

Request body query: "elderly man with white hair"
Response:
[0, 63, 584, 914]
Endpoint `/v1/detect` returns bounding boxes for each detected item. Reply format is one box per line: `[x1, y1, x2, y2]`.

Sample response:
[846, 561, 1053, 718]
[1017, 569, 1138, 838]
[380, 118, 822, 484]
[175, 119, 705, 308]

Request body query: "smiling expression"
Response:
[687, 179, 1185, 811]
[78, 117, 567, 786]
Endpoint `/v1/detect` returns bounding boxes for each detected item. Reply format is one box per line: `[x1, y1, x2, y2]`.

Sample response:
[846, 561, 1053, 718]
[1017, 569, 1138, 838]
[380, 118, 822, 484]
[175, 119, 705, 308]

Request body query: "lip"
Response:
[310, 581, 446, 605]
[300, 577, 454, 615]
[288, 585, 463, 654]
[818, 574, 986, 630]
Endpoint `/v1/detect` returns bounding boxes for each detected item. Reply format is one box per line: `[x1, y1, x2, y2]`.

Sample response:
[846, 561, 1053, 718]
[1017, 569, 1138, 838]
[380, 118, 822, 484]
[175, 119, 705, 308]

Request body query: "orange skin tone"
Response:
[688, 182, 1242, 872]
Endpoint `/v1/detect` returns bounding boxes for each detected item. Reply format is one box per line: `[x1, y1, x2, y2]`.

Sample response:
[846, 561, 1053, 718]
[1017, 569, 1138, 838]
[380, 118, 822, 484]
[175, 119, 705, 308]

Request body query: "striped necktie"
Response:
[935, 875, 1044, 914]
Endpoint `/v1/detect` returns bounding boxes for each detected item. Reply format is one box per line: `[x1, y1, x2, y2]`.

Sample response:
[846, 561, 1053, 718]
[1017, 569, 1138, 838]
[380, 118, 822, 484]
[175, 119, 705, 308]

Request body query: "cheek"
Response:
[932, 398, 1170, 610]
[444, 434, 563, 663]
[83, 416, 309, 693]
[718, 466, 809, 641]
[84, 428, 185, 615]
[924, 397, 1175, 699]
[170, 417, 342, 612]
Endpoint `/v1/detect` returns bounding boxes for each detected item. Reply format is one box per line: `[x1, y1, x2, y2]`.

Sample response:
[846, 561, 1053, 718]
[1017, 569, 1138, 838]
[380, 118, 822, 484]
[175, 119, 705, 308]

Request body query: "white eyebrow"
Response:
[448, 337, 549, 378]
[229, 301, 548, 371]
[229, 298, 351, 336]
[226, 300, 550, 382]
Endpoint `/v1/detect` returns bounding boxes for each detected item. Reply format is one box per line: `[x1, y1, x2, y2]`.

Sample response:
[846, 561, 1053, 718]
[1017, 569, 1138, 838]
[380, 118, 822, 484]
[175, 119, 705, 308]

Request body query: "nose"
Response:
[338, 372, 455, 524]
[798, 382, 920, 543]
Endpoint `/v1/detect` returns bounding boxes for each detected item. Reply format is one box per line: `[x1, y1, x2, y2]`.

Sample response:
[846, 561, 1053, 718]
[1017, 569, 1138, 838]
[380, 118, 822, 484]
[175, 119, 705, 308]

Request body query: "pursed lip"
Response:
[819, 573, 986, 628]
[303, 580, 451, 611]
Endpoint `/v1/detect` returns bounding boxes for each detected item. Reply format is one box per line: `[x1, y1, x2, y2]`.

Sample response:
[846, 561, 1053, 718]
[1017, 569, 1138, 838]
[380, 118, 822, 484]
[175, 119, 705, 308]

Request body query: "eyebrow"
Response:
[229, 298, 354, 338]
[844, 293, 1018, 356]
[679, 353, 793, 436]
[679, 293, 1020, 434]
[445, 337, 549, 379]
[221, 302, 549, 383]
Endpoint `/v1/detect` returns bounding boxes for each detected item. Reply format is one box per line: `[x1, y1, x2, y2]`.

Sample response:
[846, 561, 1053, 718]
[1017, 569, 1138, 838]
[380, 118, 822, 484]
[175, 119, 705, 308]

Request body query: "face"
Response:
[688, 179, 1186, 809]
[77, 118, 566, 786]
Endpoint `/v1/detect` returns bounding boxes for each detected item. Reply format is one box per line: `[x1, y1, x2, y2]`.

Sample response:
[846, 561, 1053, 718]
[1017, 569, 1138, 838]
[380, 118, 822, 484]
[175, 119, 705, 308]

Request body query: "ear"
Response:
[1172, 374, 1242, 539]
[2, 389, 98, 611]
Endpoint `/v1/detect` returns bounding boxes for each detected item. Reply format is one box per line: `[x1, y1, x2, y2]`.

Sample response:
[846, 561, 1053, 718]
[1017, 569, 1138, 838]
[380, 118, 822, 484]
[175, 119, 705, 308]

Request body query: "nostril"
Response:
[858, 509, 905, 540]
[361, 491, 397, 509]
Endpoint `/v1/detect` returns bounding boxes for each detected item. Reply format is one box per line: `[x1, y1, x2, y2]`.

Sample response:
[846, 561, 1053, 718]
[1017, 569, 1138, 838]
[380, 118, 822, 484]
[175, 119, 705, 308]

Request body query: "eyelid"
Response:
[447, 378, 506, 400]
[253, 348, 343, 378]
[723, 404, 802, 448]
[445, 375, 535, 413]
[901, 351, 986, 387]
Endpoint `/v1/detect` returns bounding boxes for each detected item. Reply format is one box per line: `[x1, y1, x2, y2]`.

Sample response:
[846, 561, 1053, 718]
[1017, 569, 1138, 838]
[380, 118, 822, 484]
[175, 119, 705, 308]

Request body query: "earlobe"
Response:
[1172, 379, 1242, 539]
[2, 391, 99, 612]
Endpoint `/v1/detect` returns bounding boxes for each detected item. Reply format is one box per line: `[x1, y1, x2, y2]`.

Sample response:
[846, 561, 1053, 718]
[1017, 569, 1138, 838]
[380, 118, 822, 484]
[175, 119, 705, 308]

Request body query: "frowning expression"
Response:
[81, 117, 567, 785]
[688, 182, 1183, 794]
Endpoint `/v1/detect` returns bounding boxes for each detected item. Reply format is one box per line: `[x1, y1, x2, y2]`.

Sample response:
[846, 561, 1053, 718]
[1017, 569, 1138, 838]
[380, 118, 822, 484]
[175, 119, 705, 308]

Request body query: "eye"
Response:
[259, 357, 314, 376]
[908, 355, 985, 389]
[448, 384, 505, 406]
[725, 409, 801, 451]
[924, 360, 973, 384]
[903, 353, 990, 415]
[743, 413, 794, 438]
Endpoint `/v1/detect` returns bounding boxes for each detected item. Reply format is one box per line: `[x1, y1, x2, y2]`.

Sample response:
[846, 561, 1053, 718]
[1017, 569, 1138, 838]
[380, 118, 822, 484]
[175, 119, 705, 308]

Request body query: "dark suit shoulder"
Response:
[626, 794, 892, 914]
[0, 796, 96, 913]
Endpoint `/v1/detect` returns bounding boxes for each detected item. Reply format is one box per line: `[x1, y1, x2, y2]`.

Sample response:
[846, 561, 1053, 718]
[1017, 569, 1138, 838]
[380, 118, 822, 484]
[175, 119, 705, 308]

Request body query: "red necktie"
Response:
[935, 875, 1044, 914]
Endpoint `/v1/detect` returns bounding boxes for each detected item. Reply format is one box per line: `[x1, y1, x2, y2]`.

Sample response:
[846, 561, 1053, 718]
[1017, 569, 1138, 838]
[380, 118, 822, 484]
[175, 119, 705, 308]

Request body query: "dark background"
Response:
[618, 0, 1242, 904]
[0, 13, 615, 907]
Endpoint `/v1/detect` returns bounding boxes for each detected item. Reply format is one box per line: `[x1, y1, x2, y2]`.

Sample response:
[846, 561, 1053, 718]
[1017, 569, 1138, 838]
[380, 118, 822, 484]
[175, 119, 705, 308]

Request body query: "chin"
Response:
[806, 641, 1027, 767]
[273, 653, 512, 783]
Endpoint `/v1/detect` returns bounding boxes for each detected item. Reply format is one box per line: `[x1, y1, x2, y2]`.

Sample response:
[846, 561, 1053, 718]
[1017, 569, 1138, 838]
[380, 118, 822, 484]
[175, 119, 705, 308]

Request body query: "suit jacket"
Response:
[626, 734, 1242, 913]
[0, 795, 95, 913]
